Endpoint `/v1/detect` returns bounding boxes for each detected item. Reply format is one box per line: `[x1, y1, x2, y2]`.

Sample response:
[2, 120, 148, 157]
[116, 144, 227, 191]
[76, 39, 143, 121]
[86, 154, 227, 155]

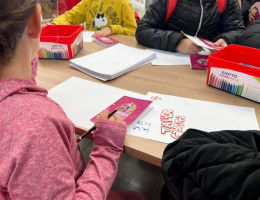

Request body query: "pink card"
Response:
[190, 54, 208, 70]
[198, 38, 225, 50]
[94, 36, 120, 47]
[182, 32, 225, 50]
[91, 96, 153, 125]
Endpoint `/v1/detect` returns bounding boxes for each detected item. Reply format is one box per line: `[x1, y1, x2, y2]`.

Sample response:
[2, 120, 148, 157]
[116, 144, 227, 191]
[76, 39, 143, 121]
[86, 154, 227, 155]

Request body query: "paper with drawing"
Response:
[128, 92, 259, 143]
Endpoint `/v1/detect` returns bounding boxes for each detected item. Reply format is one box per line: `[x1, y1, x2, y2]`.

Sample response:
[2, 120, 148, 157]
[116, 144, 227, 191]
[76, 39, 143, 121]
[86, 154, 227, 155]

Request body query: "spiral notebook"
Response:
[70, 43, 156, 81]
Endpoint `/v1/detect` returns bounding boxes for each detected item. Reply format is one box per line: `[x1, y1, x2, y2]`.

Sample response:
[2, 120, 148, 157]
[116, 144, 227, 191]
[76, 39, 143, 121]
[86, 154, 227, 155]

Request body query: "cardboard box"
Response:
[39, 25, 84, 59]
[207, 44, 260, 103]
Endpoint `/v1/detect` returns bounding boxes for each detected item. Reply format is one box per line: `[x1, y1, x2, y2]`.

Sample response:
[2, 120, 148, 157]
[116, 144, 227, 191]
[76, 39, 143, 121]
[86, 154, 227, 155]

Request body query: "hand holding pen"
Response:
[76, 108, 126, 143]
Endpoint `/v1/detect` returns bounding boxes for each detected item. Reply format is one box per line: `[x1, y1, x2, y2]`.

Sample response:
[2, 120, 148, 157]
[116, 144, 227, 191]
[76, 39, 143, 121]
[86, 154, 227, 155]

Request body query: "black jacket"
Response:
[136, 0, 245, 52]
[161, 129, 260, 200]
[238, 17, 260, 48]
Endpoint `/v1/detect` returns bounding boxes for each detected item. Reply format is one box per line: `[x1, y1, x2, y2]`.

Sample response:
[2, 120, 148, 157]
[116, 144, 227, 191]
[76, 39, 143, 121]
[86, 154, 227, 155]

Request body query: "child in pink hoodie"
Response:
[0, 0, 144, 199]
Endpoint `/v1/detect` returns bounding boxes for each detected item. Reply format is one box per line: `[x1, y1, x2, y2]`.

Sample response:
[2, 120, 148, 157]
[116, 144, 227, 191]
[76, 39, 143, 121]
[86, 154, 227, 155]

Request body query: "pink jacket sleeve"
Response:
[75, 119, 126, 199]
[4, 117, 126, 200]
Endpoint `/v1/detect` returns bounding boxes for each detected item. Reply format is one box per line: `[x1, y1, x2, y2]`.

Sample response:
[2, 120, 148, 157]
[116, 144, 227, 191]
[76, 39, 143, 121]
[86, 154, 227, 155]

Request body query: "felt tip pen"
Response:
[76, 108, 119, 143]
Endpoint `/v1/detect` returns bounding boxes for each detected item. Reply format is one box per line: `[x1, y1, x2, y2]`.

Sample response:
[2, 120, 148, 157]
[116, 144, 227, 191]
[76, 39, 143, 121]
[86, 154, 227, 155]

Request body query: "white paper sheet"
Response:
[183, 33, 223, 51]
[48, 77, 148, 129]
[146, 49, 190, 66]
[70, 44, 156, 81]
[83, 31, 95, 42]
[128, 92, 259, 143]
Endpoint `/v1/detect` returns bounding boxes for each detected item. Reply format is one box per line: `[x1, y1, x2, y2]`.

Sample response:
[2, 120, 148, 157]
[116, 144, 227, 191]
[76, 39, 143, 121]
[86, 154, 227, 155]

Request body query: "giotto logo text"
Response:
[222, 71, 238, 78]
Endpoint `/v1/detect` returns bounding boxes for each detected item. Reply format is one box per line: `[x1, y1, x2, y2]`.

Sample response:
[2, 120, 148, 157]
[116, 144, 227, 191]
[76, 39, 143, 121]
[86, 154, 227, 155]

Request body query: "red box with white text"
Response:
[39, 25, 83, 59]
[207, 44, 260, 103]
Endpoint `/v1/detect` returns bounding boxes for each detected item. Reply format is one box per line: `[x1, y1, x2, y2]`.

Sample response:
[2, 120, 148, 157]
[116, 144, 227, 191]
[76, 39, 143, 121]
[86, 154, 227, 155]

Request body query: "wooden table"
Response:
[37, 34, 260, 167]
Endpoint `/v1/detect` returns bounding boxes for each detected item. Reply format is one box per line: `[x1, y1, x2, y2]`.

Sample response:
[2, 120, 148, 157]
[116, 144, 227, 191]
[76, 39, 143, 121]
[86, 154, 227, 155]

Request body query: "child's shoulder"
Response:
[2, 89, 73, 132]
[26, 92, 71, 125]
[0, 92, 74, 144]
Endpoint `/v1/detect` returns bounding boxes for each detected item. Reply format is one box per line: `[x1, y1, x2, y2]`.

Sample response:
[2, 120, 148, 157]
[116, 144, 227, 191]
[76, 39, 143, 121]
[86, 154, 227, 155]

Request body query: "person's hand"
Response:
[176, 38, 202, 55]
[94, 109, 126, 148]
[249, 7, 258, 22]
[250, 2, 260, 12]
[213, 39, 227, 48]
[92, 27, 112, 38]
[210, 39, 227, 53]
[98, 109, 126, 125]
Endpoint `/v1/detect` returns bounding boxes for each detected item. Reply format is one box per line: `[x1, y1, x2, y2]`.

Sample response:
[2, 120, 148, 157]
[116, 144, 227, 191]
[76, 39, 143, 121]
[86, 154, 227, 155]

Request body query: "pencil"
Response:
[76, 108, 119, 143]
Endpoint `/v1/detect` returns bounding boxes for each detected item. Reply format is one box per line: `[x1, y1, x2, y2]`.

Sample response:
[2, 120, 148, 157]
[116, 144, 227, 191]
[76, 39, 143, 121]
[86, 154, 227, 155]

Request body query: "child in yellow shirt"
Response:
[52, 0, 137, 36]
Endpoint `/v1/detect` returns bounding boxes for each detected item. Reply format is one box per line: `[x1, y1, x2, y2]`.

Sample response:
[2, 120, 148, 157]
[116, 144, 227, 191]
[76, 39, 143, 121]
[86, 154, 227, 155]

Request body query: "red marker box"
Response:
[39, 25, 84, 60]
[207, 44, 260, 103]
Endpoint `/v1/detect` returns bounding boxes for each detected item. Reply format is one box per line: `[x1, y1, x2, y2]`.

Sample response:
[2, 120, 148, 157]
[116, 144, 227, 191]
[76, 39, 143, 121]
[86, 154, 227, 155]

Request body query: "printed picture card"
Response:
[91, 96, 153, 125]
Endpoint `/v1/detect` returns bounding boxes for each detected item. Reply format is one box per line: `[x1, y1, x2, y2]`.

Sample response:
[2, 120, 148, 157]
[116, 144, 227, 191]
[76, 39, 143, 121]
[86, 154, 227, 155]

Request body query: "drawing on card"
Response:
[116, 102, 137, 120]
[91, 96, 153, 125]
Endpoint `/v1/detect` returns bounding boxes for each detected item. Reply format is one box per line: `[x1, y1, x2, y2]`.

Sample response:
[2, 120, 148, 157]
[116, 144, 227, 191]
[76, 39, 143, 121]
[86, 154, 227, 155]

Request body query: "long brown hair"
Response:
[0, 0, 40, 63]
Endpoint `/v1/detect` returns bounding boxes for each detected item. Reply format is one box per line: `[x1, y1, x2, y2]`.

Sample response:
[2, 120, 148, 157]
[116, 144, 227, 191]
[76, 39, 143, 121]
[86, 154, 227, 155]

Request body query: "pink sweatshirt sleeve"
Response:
[76, 119, 126, 199]
[4, 115, 126, 199]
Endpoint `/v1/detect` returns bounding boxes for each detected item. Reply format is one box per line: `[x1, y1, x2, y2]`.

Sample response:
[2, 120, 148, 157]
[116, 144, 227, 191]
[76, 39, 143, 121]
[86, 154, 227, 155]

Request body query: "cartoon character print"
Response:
[125, 102, 136, 114]
[116, 102, 137, 120]
[197, 58, 207, 65]
[93, 13, 108, 30]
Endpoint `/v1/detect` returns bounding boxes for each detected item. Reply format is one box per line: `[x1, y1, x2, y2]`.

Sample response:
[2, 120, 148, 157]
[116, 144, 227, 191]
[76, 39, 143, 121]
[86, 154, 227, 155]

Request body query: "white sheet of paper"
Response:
[70, 44, 156, 81]
[128, 92, 259, 143]
[48, 77, 148, 129]
[146, 49, 190, 66]
[83, 31, 95, 42]
[183, 33, 214, 50]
